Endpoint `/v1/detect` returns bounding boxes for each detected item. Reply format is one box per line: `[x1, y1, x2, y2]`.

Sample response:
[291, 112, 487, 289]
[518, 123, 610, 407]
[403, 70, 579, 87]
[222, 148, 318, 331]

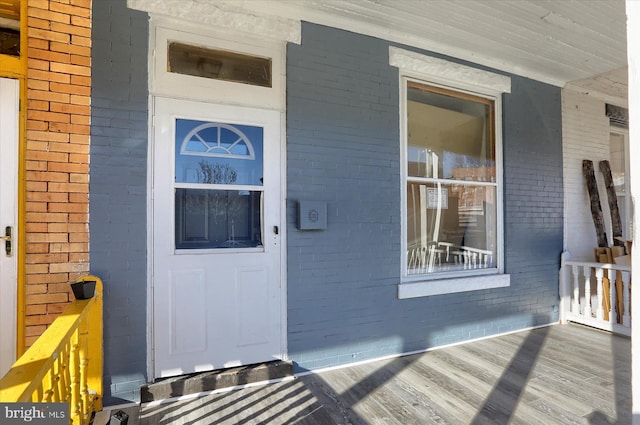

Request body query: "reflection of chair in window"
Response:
[438, 242, 492, 269]
[407, 242, 445, 274]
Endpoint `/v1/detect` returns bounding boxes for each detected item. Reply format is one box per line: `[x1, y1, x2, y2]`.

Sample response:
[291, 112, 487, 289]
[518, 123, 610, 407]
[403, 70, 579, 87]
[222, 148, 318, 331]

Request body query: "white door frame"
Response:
[146, 20, 288, 381]
[0, 77, 19, 377]
[151, 98, 285, 377]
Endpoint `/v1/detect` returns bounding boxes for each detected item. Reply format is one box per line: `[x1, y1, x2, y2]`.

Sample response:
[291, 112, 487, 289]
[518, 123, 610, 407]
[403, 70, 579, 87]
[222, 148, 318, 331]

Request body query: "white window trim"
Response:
[610, 126, 631, 239]
[391, 47, 511, 298]
[399, 274, 511, 299]
[389, 47, 511, 96]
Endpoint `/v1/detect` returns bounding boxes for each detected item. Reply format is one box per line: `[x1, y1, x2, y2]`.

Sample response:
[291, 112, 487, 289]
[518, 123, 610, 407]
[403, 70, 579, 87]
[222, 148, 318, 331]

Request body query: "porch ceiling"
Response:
[131, 0, 628, 100]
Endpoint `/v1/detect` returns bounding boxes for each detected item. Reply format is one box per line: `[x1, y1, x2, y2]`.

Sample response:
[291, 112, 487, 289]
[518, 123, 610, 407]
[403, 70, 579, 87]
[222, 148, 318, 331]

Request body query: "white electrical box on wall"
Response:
[297, 201, 327, 230]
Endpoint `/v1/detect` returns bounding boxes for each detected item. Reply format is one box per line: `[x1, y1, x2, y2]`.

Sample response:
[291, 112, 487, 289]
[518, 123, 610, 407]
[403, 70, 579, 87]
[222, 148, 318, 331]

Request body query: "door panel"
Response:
[153, 97, 283, 378]
[236, 267, 269, 346]
[169, 269, 207, 354]
[0, 77, 19, 377]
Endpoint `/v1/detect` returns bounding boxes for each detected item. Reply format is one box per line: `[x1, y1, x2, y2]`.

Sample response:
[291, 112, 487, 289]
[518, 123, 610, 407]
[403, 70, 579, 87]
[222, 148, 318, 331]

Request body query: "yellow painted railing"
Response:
[0, 275, 103, 425]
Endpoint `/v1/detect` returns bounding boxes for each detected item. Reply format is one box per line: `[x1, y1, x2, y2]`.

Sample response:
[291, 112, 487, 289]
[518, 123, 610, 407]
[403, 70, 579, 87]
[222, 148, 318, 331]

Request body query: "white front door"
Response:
[152, 97, 283, 378]
[0, 77, 19, 377]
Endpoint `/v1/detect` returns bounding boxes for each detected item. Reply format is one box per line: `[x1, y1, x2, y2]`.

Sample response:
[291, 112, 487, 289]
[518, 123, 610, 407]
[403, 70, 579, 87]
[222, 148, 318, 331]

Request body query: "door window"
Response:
[174, 119, 264, 249]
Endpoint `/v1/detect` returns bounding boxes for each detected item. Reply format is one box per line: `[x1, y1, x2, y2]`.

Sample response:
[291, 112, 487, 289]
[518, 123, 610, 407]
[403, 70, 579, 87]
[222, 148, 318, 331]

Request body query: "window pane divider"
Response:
[407, 177, 497, 187]
[174, 182, 264, 191]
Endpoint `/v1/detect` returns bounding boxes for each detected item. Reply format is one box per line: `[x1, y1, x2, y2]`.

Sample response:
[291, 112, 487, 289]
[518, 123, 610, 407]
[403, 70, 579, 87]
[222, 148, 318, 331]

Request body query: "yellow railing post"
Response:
[0, 275, 104, 425]
[82, 276, 103, 412]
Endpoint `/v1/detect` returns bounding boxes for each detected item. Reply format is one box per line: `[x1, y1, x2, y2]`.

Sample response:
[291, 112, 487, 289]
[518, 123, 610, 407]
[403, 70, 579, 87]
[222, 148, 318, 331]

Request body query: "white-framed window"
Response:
[404, 81, 498, 275]
[389, 47, 511, 298]
[609, 127, 631, 239]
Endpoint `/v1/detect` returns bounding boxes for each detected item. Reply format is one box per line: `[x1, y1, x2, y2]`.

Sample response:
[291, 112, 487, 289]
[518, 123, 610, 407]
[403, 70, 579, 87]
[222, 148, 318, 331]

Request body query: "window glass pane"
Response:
[0, 0, 20, 57]
[168, 42, 272, 88]
[407, 84, 495, 181]
[0, 27, 19, 56]
[175, 119, 263, 186]
[617, 195, 626, 232]
[610, 132, 625, 195]
[175, 188, 262, 249]
[406, 182, 496, 274]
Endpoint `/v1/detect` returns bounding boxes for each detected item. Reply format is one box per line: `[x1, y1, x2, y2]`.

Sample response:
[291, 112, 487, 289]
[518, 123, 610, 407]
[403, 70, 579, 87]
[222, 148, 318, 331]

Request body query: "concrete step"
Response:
[139, 360, 293, 403]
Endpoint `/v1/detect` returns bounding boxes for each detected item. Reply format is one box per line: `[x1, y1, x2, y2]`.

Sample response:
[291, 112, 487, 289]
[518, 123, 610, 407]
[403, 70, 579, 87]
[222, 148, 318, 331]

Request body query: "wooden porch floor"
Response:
[136, 324, 630, 424]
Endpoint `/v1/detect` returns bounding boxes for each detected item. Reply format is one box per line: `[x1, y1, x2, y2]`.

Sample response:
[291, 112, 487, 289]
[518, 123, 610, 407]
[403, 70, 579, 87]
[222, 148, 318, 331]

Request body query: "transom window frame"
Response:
[390, 46, 511, 298]
[151, 23, 285, 110]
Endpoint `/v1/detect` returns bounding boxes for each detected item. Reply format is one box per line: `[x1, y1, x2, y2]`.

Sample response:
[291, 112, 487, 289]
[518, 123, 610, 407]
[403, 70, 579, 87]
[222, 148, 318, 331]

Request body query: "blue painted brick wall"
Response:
[287, 23, 563, 371]
[91, 0, 149, 404]
[89, 10, 563, 389]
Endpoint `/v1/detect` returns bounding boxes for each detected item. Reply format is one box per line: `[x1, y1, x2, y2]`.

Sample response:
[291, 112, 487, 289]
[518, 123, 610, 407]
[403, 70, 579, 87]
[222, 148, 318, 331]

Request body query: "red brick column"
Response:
[24, 0, 91, 345]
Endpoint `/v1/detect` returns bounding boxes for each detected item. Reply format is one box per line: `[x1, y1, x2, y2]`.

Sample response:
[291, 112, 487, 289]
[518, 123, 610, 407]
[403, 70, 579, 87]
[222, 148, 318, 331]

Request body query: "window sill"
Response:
[398, 274, 510, 299]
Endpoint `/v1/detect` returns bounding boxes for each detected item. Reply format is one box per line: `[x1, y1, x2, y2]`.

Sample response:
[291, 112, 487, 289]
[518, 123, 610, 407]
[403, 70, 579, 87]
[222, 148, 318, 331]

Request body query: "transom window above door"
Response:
[168, 42, 272, 88]
[151, 26, 285, 110]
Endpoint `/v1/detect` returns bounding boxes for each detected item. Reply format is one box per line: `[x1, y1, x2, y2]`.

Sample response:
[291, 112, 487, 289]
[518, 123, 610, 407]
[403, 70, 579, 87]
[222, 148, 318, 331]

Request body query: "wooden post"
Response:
[626, 4, 639, 421]
[583, 160, 608, 247]
[599, 160, 625, 247]
[81, 275, 103, 412]
[559, 251, 571, 323]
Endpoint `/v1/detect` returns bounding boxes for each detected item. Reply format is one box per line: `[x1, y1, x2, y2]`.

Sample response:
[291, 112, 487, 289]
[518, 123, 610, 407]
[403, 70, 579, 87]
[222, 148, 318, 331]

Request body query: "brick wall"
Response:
[562, 89, 612, 260]
[90, 0, 149, 403]
[24, 0, 91, 345]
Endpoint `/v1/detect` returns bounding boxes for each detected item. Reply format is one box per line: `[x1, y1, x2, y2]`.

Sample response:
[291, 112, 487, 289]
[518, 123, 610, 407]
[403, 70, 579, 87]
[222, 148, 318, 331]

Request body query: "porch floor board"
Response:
[137, 324, 630, 424]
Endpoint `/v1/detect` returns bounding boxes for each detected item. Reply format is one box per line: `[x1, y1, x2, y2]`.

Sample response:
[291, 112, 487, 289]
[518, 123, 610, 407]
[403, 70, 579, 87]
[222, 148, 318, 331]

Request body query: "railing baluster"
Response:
[596, 268, 604, 320]
[622, 271, 631, 327]
[572, 265, 580, 314]
[43, 369, 54, 402]
[583, 266, 592, 318]
[52, 360, 60, 402]
[595, 268, 604, 320]
[62, 341, 71, 404]
[79, 318, 90, 423]
[608, 269, 617, 323]
[70, 331, 82, 424]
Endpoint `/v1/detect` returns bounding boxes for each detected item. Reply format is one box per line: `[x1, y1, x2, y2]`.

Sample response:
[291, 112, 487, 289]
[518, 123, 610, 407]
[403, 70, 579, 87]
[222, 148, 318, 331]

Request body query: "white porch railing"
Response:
[560, 251, 631, 336]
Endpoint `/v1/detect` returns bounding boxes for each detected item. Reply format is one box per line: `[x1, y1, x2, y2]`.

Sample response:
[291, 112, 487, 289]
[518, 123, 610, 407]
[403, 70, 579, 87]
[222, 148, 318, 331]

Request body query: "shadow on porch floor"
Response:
[96, 323, 630, 424]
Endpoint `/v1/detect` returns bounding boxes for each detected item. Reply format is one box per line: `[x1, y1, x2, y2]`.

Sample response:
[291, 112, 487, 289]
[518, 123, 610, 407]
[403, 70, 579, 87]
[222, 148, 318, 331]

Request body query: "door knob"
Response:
[1, 226, 12, 256]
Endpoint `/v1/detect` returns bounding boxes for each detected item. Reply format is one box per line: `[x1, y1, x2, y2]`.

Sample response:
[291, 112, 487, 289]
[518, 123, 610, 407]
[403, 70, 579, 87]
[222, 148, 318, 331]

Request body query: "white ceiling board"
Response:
[566, 67, 629, 106]
[130, 0, 628, 91]
[236, 0, 627, 87]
